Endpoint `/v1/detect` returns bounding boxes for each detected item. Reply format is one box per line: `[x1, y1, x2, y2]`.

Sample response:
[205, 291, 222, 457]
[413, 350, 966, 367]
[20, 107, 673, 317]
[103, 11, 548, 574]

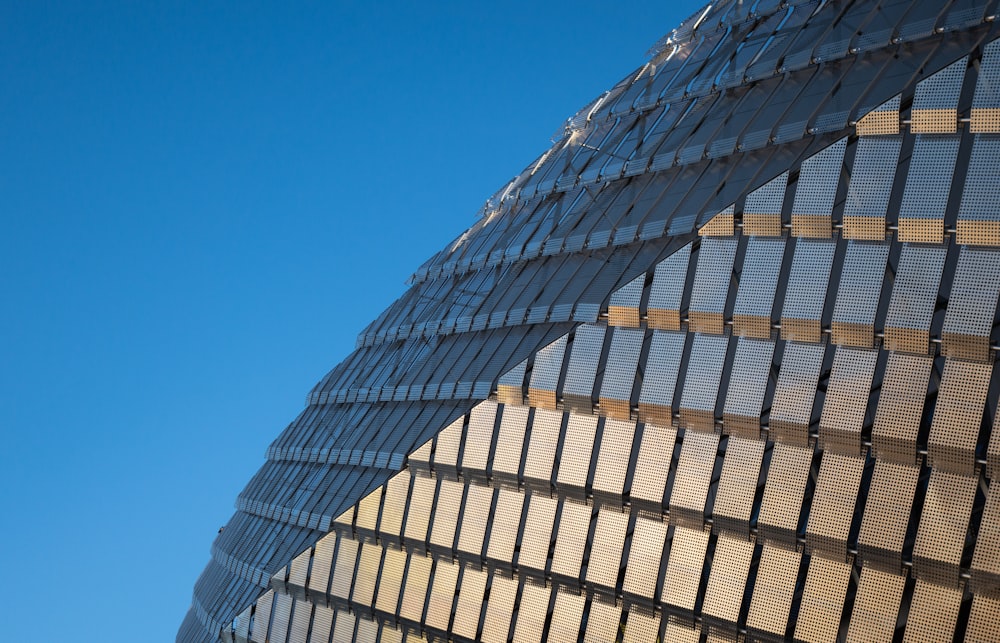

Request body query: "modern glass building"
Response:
[180, 1, 1000, 641]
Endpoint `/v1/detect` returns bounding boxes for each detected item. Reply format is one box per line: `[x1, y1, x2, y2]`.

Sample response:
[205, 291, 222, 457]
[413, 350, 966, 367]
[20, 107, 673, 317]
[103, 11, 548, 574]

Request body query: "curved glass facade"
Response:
[181, 1, 1000, 641]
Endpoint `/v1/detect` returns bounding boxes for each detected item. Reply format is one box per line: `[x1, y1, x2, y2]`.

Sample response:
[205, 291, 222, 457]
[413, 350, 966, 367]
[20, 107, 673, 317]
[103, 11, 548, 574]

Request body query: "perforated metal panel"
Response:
[781, 239, 836, 342]
[818, 346, 878, 456]
[492, 405, 528, 480]
[647, 243, 692, 330]
[403, 475, 435, 545]
[548, 590, 586, 641]
[967, 593, 1000, 642]
[678, 333, 729, 431]
[527, 335, 568, 410]
[375, 546, 406, 615]
[557, 414, 598, 491]
[805, 453, 865, 561]
[512, 581, 549, 643]
[583, 598, 622, 643]
[689, 239, 738, 334]
[701, 535, 754, 624]
[432, 417, 463, 470]
[631, 421, 677, 506]
[623, 517, 668, 599]
[670, 430, 719, 528]
[496, 358, 527, 405]
[429, 479, 463, 551]
[769, 341, 825, 446]
[732, 238, 784, 338]
[941, 247, 1000, 361]
[956, 136, 1000, 245]
[845, 566, 906, 643]
[622, 607, 662, 643]
[592, 418, 636, 497]
[971, 39, 1000, 132]
[971, 480, 1000, 597]
[791, 138, 847, 238]
[399, 553, 432, 624]
[793, 556, 851, 643]
[745, 544, 801, 638]
[843, 137, 902, 240]
[912, 469, 977, 587]
[480, 573, 517, 643]
[722, 338, 774, 439]
[585, 508, 630, 589]
[855, 94, 900, 136]
[456, 483, 492, 557]
[461, 400, 497, 474]
[898, 136, 961, 243]
[743, 171, 788, 236]
[661, 525, 710, 612]
[598, 327, 645, 420]
[380, 471, 412, 540]
[518, 493, 558, 571]
[700, 204, 736, 237]
[638, 330, 685, 425]
[608, 273, 644, 327]
[424, 560, 458, 631]
[902, 580, 963, 642]
[911, 56, 967, 133]
[522, 407, 563, 485]
[884, 244, 947, 353]
[857, 460, 919, 574]
[551, 499, 593, 580]
[485, 489, 522, 564]
[712, 436, 764, 540]
[927, 358, 992, 475]
[758, 442, 812, 547]
[451, 566, 487, 639]
[831, 241, 889, 347]
[563, 324, 608, 413]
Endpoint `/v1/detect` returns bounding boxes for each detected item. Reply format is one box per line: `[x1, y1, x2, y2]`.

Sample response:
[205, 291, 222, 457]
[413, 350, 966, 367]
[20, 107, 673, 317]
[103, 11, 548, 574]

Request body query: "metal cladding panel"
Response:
[898, 136, 960, 243]
[661, 525, 710, 611]
[689, 238, 738, 334]
[927, 358, 992, 475]
[424, 561, 458, 631]
[701, 534, 754, 624]
[967, 594, 1000, 642]
[871, 352, 932, 464]
[941, 247, 1000, 362]
[743, 172, 788, 237]
[623, 517, 668, 599]
[957, 135, 1000, 245]
[670, 430, 719, 527]
[902, 580, 963, 642]
[857, 460, 920, 574]
[884, 244, 947, 353]
[522, 407, 562, 484]
[842, 136, 902, 240]
[491, 404, 529, 479]
[585, 509, 630, 589]
[461, 400, 497, 474]
[911, 56, 968, 132]
[518, 493, 558, 572]
[429, 479, 463, 550]
[638, 330, 685, 425]
[456, 483, 492, 557]
[912, 469, 977, 587]
[830, 241, 889, 348]
[592, 417, 636, 496]
[485, 488, 522, 564]
[622, 608, 662, 643]
[647, 242, 692, 330]
[805, 453, 865, 561]
[480, 573, 518, 643]
[846, 567, 906, 643]
[780, 239, 836, 342]
[328, 537, 358, 601]
[972, 38, 1000, 132]
[598, 327, 645, 419]
[758, 443, 812, 548]
[745, 545, 801, 638]
[450, 567, 487, 640]
[399, 554, 433, 624]
[551, 499, 593, 580]
[769, 341, 825, 446]
[678, 333, 729, 431]
[818, 346, 878, 456]
[548, 590, 586, 641]
[583, 599, 621, 643]
[722, 338, 774, 439]
[790, 137, 847, 238]
[608, 273, 645, 327]
[793, 556, 851, 643]
[972, 480, 1000, 596]
[713, 436, 765, 539]
[630, 422, 677, 505]
[512, 581, 550, 643]
[562, 324, 607, 412]
[402, 475, 435, 544]
[527, 335, 568, 410]
[374, 546, 406, 616]
[556, 414, 598, 491]
[732, 238, 784, 338]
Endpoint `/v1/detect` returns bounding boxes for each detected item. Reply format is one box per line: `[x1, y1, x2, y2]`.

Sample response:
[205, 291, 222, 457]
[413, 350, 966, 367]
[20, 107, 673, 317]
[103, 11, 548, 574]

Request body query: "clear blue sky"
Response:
[0, 2, 693, 640]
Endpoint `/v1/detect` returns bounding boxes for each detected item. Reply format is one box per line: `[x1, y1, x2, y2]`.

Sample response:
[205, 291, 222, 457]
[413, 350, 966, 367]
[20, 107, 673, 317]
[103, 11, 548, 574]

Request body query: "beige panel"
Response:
[398, 553, 433, 624]
[375, 546, 407, 616]
[940, 247, 1000, 361]
[805, 453, 865, 562]
[287, 548, 310, 598]
[517, 493, 558, 571]
[461, 400, 498, 474]
[701, 535, 754, 624]
[647, 243, 692, 331]
[769, 341, 825, 446]
[556, 414, 598, 491]
[758, 442, 812, 548]
[818, 346, 877, 457]
[308, 605, 334, 643]
[551, 499, 594, 579]
[354, 617, 378, 643]
[746, 545, 801, 638]
[512, 582, 550, 643]
[583, 599, 622, 643]
[522, 407, 562, 484]
[492, 405, 529, 479]
[451, 566, 488, 640]
[622, 607, 662, 643]
[699, 205, 735, 237]
[328, 536, 359, 601]
[308, 533, 337, 597]
[429, 478, 463, 551]
[912, 470, 977, 587]
[432, 416, 464, 469]
[355, 486, 383, 534]
[967, 594, 1000, 643]
[330, 609, 355, 643]
[485, 488, 523, 564]
[249, 590, 273, 643]
[608, 273, 645, 328]
[971, 480, 1000, 597]
[457, 483, 493, 558]
[855, 94, 900, 135]
[424, 559, 458, 631]
[669, 430, 719, 527]
[585, 508, 630, 589]
[688, 238, 738, 335]
[408, 438, 432, 469]
[712, 436, 765, 540]
[351, 542, 382, 607]
[527, 335, 568, 411]
[403, 474, 435, 544]
[857, 460, 919, 574]
[794, 556, 851, 643]
[268, 593, 292, 643]
[379, 471, 412, 540]
[623, 516, 668, 599]
[664, 618, 702, 643]
[548, 590, 586, 641]
[722, 338, 775, 438]
[901, 580, 963, 642]
[638, 330, 685, 425]
[678, 334, 729, 431]
[480, 574, 518, 643]
[845, 566, 906, 643]
[871, 353, 932, 465]
[631, 422, 677, 506]
[927, 358, 992, 476]
[496, 358, 527, 405]
[661, 526, 710, 612]
[592, 417, 636, 497]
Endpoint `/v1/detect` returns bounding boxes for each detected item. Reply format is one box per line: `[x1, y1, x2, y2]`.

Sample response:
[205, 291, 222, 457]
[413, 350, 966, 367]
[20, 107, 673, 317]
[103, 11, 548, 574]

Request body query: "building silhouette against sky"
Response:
[180, 1, 1000, 641]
